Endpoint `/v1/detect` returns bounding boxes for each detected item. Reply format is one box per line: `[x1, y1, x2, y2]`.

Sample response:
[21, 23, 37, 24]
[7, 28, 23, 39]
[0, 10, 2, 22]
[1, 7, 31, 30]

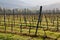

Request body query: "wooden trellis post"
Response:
[0, 15, 1, 25]
[42, 15, 47, 40]
[13, 10, 15, 27]
[29, 20, 31, 35]
[24, 9, 27, 27]
[32, 16, 33, 21]
[45, 16, 48, 30]
[17, 14, 18, 20]
[24, 16, 27, 27]
[56, 16, 59, 31]
[20, 23, 22, 33]
[7, 15, 10, 24]
[19, 15, 23, 33]
[11, 9, 15, 32]
[4, 9, 6, 32]
[11, 24, 13, 33]
[53, 18, 54, 26]
[52, 15, 55, 27]
[35, 6, 42, 36]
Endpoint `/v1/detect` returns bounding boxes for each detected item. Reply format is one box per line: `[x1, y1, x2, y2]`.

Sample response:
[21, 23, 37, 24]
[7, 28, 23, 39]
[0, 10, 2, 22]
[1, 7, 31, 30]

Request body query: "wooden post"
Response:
[8, 15, 9, 24]
[4, 9, 6, 32]
[53, 19, 54, 26]
[11, 9, 14, 32]
[56, 16, 59, 31]
[35, 6, 42, 36]
[0, 16, 1, 25]
[20, 23, 22, 33]
[24, 9, 27, 27]
[45, 16, 48, 30]
[11, 24, 13, 33]
[29, 21, 31, 35]
[24, 16, 27, 27]
[13, 10, 15, 28]
[19, 15, 22, 33]
[17, 14, 18, 20]
[32, 16, 33, 22]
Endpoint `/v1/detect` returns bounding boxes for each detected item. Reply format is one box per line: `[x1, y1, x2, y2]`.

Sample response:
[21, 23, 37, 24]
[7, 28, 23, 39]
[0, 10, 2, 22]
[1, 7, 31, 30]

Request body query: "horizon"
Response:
[0, 0, 60, 9]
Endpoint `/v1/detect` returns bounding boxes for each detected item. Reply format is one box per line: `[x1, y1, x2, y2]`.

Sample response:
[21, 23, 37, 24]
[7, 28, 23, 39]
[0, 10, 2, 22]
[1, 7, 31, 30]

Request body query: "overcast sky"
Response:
[21, 0, 60, 6]
[0, 0, 60, 8]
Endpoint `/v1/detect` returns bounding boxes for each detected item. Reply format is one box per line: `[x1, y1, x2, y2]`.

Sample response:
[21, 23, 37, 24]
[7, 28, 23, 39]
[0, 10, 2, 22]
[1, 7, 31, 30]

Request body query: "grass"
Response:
[0, 15, 60, 40]
[0, 33, 44, 40]
[0, 29, 60, 40]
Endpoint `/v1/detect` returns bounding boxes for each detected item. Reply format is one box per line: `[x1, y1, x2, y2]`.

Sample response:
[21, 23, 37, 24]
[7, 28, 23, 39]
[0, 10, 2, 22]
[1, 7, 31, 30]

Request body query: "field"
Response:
[0, 14, 60, 40]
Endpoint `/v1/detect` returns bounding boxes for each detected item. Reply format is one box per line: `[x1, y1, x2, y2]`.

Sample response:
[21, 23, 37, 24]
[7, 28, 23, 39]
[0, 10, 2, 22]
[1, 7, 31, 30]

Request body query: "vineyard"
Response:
[0, 6, 60, 40]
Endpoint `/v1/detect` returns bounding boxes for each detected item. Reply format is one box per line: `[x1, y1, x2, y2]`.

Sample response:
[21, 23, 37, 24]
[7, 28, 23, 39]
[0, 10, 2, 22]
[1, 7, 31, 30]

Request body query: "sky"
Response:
[0, 0, 60, 8]
[21, 0, 60, 6]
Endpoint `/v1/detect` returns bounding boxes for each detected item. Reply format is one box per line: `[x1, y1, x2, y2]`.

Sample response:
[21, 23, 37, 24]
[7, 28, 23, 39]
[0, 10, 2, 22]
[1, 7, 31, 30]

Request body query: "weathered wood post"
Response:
[56, 16, 59, 31]
[42, 15, 47, 40]
[20, 23, 22, 34]
[0, 15, 1, 26]
[24, 9, 27, 27]
[32, 16, 33, 22]
[7, 15, 10, 24]
[53, 19, 54, 27]
[29, 21, 31, 35]
[11, 24, 13, 33]
[13, 10, 15, 28]
[19, 15, 22, 33]
[4, 9, 6, 32]
[24, 16, 27, 27]
[35, 6, 42, 36]
[11, 9, 14, 33]
[17, 14, 18, 20]
[45, 16, 48, 30]
[20, 11, 23, 34]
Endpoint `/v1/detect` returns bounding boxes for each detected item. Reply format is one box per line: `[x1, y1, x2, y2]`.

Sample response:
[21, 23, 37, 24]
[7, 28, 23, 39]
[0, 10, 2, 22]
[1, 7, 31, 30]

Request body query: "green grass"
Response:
[0, 15, 60, 40]
[0, 33, 43, 40]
